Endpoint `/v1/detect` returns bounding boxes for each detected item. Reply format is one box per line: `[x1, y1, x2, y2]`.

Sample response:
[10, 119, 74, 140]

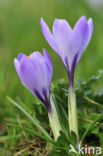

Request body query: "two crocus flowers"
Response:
[14, 16, 93, 142]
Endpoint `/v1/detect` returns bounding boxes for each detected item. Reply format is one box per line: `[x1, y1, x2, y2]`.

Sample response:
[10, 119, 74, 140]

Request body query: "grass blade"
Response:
[83, 96, 103, 109]
[0, 135, 21, 142]
[7, 96, 53, 143]
[8, 123, 52, 142]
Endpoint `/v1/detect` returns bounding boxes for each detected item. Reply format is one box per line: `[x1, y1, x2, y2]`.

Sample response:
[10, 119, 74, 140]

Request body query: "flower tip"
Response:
[88, 17, 93, 24]
[43, 48, 46, 53]
[14, 58, 17, 64]
[40, 18, 45, 33]
[40, 17, 43, 21]
[88, 17, 93, 35]
[14, 58, 20, 74]
[54, 18, 60, 23]
[43, 48, 48, 57]
[43, 49, 52, 70]
[88, 18, 93, 28]
[40, 17, 44, 25]
[80, 15, 87, 22]
[17, 53, 24, 61]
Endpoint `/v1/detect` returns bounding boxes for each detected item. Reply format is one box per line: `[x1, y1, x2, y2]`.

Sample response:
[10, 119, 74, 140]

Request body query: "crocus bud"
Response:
[14, 49, 61, 141]
[14, 49, 52, 114]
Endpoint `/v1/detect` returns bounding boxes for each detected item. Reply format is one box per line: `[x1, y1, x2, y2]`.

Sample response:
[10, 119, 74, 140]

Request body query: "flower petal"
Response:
[17, 53, 25, 61]
[40, 18, 58, 53]
[43, 49, 53, 92]
[43, 48, 52, 76]
[14, 58, 20, 76]
[63, 16, 88, 69]
[87, 18, 93, 44]
[76, 18, 93, 64]
[40, 16, 93, 82]
[29, 51, 44, 69]
[19, 55, 39, 93]
[53, 19, 72, 57]
[14, 51, 53, 113]
[29, 51, 51, 93]
[14, 53, 26, 76]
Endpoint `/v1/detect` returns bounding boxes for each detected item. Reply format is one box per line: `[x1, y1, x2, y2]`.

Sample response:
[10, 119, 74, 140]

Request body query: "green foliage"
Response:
[0, 0, 103, 155]
[52, 71, 103, 149]
[7, 96, 53, 143]
[0, 71, 103, 155]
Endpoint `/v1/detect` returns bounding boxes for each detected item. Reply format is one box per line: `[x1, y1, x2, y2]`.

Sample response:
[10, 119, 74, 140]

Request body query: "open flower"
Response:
[14, 49, 52, 114]
[40, 16, 93, 87]
[41, 16, 93, 140]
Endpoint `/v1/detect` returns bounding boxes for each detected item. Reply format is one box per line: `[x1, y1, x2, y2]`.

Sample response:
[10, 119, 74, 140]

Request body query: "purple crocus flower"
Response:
[14, 49, 52, 114]
[40, 16, 93, 87]
[40, 16, 93, 140]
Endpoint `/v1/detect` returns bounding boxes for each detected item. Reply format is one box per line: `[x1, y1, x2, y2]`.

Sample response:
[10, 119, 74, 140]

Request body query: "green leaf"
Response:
[77, 75, 100, 91]
[83, 96, 103, 109]
[91, 126, 99, 134]
[0, 135, 21, 142]
[80, 112, 103, 145]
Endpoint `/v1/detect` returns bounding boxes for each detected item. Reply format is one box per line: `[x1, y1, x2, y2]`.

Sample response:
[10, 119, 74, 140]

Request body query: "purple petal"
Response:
[40, 18, 59, 53]
[34, 88, 52, 114]
[17, 53, 25, 61]
[76, 18, 93, 64]
[40, 16, 93, 88]
[29, 51, 52, 93]
[19, 55, 39, 93]
[43, 49, 53, 95]
[64, 53, 78, 88]
[29, 51, 44, 69]
[14, 59, 20, 76]
[42, 87, 51, 113]
[14, 51, 53, 113]
[29, 52, 46, 87]
[87, 18, 93, 44]
[43, 48, 52, 75]
[67, 16, 88, 66]
[53, 19, 72, 57]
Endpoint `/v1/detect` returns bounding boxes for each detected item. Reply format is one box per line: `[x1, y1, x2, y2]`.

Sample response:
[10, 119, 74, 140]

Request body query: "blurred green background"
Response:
[0, 0, 103, 123]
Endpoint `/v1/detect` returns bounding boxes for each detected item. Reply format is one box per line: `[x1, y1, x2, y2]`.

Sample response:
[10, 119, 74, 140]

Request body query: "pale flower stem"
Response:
[48, 95, 61, 141]
[68, 86, 79, 141]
